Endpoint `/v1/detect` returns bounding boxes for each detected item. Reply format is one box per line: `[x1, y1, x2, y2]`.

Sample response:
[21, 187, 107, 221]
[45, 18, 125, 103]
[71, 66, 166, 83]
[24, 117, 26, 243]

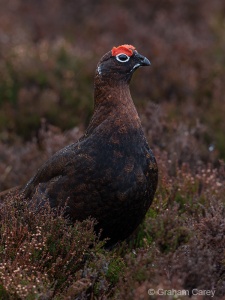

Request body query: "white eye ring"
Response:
[116, 53, 130, 63]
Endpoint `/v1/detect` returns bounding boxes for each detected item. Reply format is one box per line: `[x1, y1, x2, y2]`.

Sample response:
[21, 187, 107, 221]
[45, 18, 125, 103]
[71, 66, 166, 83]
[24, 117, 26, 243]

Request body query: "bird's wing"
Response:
[22, 144, 79, 198]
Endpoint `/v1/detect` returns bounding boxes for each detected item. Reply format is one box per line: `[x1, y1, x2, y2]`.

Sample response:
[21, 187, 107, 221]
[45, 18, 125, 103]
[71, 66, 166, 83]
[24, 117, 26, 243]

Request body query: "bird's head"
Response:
[96, 44, 150, 84]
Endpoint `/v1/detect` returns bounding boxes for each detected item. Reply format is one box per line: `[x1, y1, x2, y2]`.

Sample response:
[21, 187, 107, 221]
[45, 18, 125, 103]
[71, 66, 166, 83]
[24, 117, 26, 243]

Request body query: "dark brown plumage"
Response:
[21, 45, 158, 245]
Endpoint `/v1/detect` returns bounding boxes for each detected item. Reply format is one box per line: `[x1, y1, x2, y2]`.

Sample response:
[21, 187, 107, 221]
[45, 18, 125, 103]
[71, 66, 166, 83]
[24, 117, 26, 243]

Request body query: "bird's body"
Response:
[19, 45, 158, 245]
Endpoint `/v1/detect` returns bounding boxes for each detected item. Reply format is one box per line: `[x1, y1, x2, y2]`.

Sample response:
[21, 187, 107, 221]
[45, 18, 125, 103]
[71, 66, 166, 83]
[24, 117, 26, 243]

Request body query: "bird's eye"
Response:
[116, 53, 130, 63]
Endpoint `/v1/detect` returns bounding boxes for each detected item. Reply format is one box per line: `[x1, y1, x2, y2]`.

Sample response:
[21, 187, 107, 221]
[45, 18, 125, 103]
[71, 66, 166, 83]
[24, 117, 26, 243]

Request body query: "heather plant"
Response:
[0, 193, 120, 299]
[0, 40, 93, 138]
[0, 145, 224, 299]
[0, 123, 83, 190]
[115, 161, 225, 299]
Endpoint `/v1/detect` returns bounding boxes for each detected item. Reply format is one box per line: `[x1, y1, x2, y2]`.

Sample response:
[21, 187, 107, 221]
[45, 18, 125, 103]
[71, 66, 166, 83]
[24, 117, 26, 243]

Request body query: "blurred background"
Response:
[0, 0, 225, 190]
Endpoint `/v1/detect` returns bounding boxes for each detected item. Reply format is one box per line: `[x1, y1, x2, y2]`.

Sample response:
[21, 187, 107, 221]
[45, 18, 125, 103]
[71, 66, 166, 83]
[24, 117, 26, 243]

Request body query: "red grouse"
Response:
[21, 44, 158, 245]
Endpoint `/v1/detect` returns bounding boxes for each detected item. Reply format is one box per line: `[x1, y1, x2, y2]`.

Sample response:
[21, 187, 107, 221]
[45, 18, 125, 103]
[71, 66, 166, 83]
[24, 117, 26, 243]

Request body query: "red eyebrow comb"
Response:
[111, 44, 136, 57]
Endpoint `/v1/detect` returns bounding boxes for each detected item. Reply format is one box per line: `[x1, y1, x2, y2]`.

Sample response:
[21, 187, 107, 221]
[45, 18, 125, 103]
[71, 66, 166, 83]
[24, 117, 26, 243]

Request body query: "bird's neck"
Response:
[94, 80, 133, 110]
[86, 76, 142, 135]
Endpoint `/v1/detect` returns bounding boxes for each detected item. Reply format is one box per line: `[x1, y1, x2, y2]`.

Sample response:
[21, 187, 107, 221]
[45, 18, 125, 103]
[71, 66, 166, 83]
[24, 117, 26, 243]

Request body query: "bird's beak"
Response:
[136, 53, 151, 66]
[140, 56, 151, 66]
